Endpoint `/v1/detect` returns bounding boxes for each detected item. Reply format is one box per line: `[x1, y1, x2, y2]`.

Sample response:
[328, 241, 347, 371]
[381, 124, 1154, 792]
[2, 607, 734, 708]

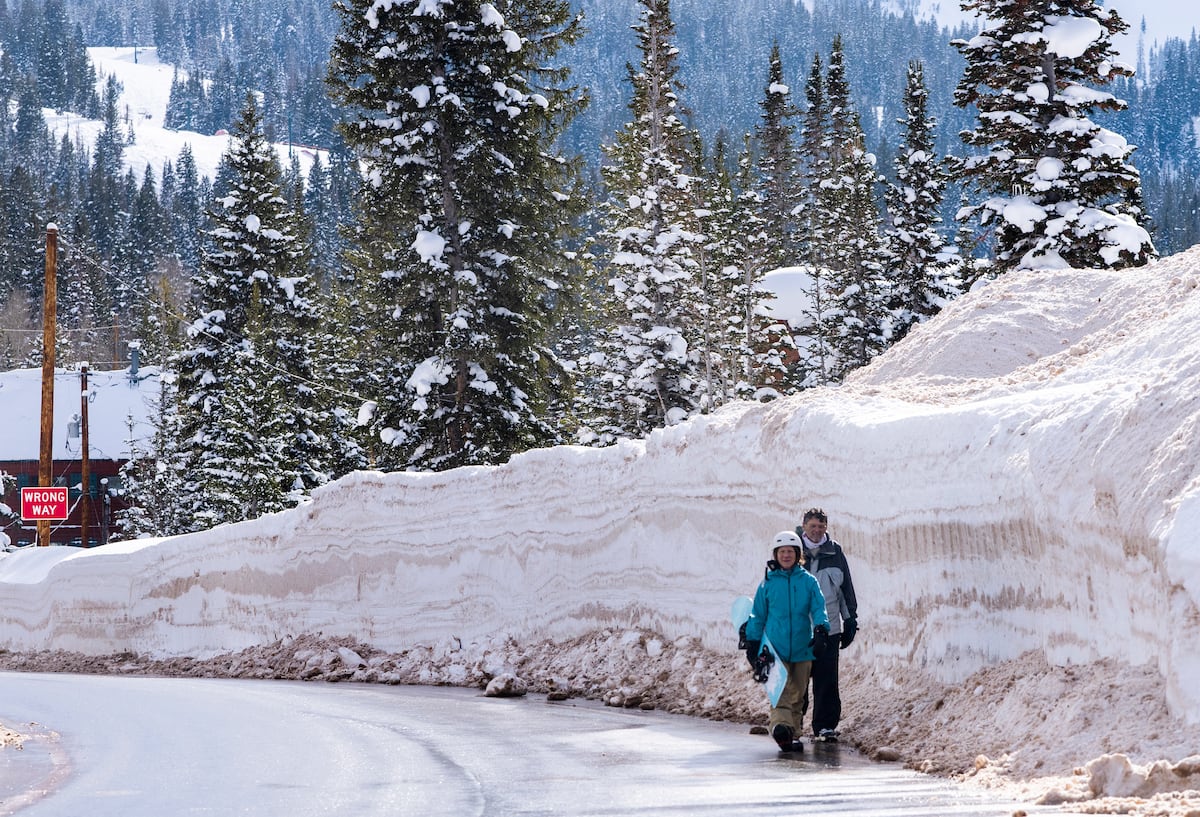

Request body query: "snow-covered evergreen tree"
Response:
[170, 145, 205, 273]
[731, 132, 798, 399]
[884, 59, 959, 342]
[953, 0, 1155, 270]
[680, 131, 787, 410]
[301, 154, 341, 278]
[799, 37, 889, 382]
[130, 262, 186, 366]
[591, 0, 707, 439]
[754, 42, 801, 270]
[115, 368, 190, 539]
[86, 75, 126, 256]
[680, 131, 725, 411]
[171, 94, 329, 530]
[823, 117, 890, 378]
[311, 231, 371, 480]
[792, 50, 836, 386]
[328, 0, 587, 470]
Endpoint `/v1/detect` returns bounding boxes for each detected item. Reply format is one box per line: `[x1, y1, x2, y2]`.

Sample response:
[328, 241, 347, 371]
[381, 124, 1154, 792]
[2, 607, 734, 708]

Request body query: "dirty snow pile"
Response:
[4, 250, 1200, 815]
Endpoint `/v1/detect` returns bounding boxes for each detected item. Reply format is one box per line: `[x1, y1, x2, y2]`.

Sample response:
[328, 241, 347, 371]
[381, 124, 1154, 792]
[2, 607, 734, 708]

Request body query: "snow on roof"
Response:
[757, 266, 815, 328]
[0, 367, 159, 462]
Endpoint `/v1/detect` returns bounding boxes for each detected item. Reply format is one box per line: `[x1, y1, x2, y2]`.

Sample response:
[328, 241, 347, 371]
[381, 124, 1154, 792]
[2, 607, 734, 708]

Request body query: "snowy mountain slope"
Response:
[44, 47, 322, 183]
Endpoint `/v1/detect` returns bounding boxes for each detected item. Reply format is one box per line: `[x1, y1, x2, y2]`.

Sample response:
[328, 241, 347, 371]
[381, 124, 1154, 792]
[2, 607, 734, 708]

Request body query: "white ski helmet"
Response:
[771, 530, 802, 558]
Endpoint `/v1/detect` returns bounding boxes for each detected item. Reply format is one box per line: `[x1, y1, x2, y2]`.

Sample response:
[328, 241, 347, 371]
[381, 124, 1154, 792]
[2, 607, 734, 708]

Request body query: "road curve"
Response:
[0, 672, 1043, 816]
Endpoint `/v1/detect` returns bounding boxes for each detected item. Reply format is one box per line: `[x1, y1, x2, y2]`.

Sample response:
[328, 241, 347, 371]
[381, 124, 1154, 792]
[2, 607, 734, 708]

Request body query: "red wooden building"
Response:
[1, 366, 157, 548]
[1, 458, 128, 547]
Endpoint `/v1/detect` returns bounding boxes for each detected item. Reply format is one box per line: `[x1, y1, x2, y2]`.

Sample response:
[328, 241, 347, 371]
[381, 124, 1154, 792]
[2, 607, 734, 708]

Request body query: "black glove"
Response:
[744, 640, 761, 668]
[840, 618, 857, 649]
[810, 625, 829, 659]
[751, 649, 774, 683]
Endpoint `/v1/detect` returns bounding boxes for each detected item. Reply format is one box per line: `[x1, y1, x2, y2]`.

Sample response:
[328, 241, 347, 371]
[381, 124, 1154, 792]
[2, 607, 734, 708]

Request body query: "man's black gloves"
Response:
[810, 624, 830, 658]
[840, 618, 858, 649]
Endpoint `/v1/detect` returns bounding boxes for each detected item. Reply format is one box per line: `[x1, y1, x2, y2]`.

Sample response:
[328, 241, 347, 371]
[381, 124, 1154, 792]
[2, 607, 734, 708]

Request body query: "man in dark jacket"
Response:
[797, 508, 859, 741]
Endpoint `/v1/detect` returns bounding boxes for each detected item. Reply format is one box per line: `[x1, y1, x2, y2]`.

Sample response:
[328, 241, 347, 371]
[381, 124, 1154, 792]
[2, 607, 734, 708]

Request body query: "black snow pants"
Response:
[801, 641, 841, 735]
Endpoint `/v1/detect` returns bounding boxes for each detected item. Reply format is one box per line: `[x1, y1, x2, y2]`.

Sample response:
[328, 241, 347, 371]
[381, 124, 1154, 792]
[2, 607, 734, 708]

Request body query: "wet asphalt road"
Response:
[0, 672, 1057, 816]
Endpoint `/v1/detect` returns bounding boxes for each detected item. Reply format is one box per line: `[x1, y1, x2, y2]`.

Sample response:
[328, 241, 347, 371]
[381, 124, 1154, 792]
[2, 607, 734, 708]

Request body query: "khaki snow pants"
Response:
[768, 659, 814, 734]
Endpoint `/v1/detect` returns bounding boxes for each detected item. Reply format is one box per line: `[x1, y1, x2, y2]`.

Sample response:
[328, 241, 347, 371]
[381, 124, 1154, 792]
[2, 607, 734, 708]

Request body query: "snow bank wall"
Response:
[2, 255, 1199, 723]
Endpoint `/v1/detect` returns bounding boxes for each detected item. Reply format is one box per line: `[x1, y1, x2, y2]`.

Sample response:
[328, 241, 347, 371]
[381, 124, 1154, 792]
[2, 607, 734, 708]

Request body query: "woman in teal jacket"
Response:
[743, 530, 830, 751]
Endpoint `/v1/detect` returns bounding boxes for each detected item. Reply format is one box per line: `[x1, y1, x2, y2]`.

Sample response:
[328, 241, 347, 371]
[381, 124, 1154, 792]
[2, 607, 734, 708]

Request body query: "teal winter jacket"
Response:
[743, 565, 830, 663]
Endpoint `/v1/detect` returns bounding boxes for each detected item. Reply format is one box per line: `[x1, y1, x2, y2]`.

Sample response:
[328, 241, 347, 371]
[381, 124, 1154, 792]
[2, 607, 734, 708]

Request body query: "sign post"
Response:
[38, 224, 58, 547]
[21, 487, 69, 523]
[80, 362, 90, 548]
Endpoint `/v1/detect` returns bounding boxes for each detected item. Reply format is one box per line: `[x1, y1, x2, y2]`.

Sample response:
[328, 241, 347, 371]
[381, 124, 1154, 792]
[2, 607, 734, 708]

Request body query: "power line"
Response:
[0, 325, 123, 335]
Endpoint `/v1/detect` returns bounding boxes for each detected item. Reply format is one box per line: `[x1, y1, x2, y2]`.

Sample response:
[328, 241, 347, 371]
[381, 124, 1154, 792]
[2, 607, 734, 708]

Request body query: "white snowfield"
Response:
[2, 248, 1200, 735]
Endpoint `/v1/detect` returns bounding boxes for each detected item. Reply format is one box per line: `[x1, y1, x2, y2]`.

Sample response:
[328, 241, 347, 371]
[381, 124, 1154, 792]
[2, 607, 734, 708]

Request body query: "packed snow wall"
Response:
[2, 254, 1199, 722]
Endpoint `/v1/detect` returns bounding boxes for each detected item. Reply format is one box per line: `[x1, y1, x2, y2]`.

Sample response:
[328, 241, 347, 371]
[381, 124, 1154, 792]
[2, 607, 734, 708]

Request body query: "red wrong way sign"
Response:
[21, 486, 69, 521]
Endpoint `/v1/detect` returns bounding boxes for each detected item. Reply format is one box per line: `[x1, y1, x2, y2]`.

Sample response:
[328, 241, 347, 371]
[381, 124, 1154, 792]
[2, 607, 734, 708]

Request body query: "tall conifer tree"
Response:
[884, 60, 959, 342]
[953, 0, 1155, 270]
[731, 133, 800, 398]
[171, 94, 328, 529]
[793, 51, 836, 386]
[799, 37, 889, 382]
[328, 0, 587, 470]
[754, 42, 801, 270]
[592, 0, 706, 439]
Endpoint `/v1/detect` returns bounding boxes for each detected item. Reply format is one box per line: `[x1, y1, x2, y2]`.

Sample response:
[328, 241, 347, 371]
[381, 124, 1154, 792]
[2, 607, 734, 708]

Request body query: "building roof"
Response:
[0, 366, 159, 462]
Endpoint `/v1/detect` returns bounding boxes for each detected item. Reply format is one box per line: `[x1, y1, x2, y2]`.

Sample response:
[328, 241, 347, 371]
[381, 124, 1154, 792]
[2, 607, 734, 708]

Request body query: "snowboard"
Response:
[731, 595, 788, 708]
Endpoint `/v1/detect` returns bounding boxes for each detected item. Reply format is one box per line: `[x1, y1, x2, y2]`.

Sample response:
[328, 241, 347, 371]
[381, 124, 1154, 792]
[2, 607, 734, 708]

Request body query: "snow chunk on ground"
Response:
[1087, 754, 1200, 798]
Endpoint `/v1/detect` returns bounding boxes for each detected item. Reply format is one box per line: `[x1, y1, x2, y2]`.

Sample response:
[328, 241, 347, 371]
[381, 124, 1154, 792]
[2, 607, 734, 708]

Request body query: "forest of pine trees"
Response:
[0, 0, 1193, 538]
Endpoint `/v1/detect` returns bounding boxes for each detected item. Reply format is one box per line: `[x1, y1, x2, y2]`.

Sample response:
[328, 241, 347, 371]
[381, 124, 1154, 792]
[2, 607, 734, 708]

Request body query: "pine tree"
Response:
[12, 81, 51, 162]
[170, 144, 205, 272]
[131, 263, 186, 366]
[801, 36, 888, 381]
[793, 50, 836, 386]
[884, 60, 959, 343]
[55, 247, 110, 365]
[1, 166, 46, 307]
[824, 124, 889, 378]
[301, 153, 341, 277]
[171, 93, 328, 530]
[113, 164, 170, 314]
[953, 0, 1155, 270]
[682, 130, 735, 411]
[36, 0, 72, 110]
[732, 132, 798, 398]
[754, 41, 801, 270]
[328, 0, 587, 470]
[86, 75, 127, 257]
[591, 0, 706, 439]
[0, 291, 38, 370]
[115, 370, 190, 539]
[310, 228, 370, 479]
[164, 67, 207, 132]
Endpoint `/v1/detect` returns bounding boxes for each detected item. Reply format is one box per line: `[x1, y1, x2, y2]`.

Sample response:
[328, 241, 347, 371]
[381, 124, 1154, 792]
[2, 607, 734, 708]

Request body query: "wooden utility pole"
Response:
[38, 224, 58, 548]
[80, 362, 90, 548]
